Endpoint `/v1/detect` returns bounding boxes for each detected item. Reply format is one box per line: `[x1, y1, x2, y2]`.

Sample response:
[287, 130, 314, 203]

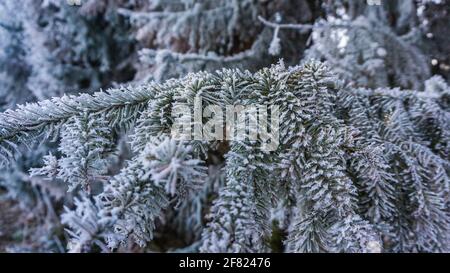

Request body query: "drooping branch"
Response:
[0, 83, 167, 162]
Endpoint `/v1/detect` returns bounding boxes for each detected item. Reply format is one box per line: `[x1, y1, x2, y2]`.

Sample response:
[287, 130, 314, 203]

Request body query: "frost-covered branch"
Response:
[1, 60, 449, 253]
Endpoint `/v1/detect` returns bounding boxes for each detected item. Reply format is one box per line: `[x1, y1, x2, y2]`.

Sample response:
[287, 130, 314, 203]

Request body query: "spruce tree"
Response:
[0, 0, 449, 253]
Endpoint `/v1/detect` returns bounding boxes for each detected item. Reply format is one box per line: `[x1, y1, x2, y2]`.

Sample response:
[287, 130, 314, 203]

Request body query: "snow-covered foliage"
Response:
[30, 112, 114, 192]
[0, 0, 135, 252]
[306, 17, 430, 89]
[260, 0, 434, 90]
[0, 0, 449, 253]
[118, 0, 314, 83]
[1, 59, 449, 253]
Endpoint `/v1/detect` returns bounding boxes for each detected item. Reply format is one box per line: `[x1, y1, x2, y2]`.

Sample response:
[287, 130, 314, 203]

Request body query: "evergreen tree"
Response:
[0, 0, 449, 253]
[1, 60, 448, 252]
